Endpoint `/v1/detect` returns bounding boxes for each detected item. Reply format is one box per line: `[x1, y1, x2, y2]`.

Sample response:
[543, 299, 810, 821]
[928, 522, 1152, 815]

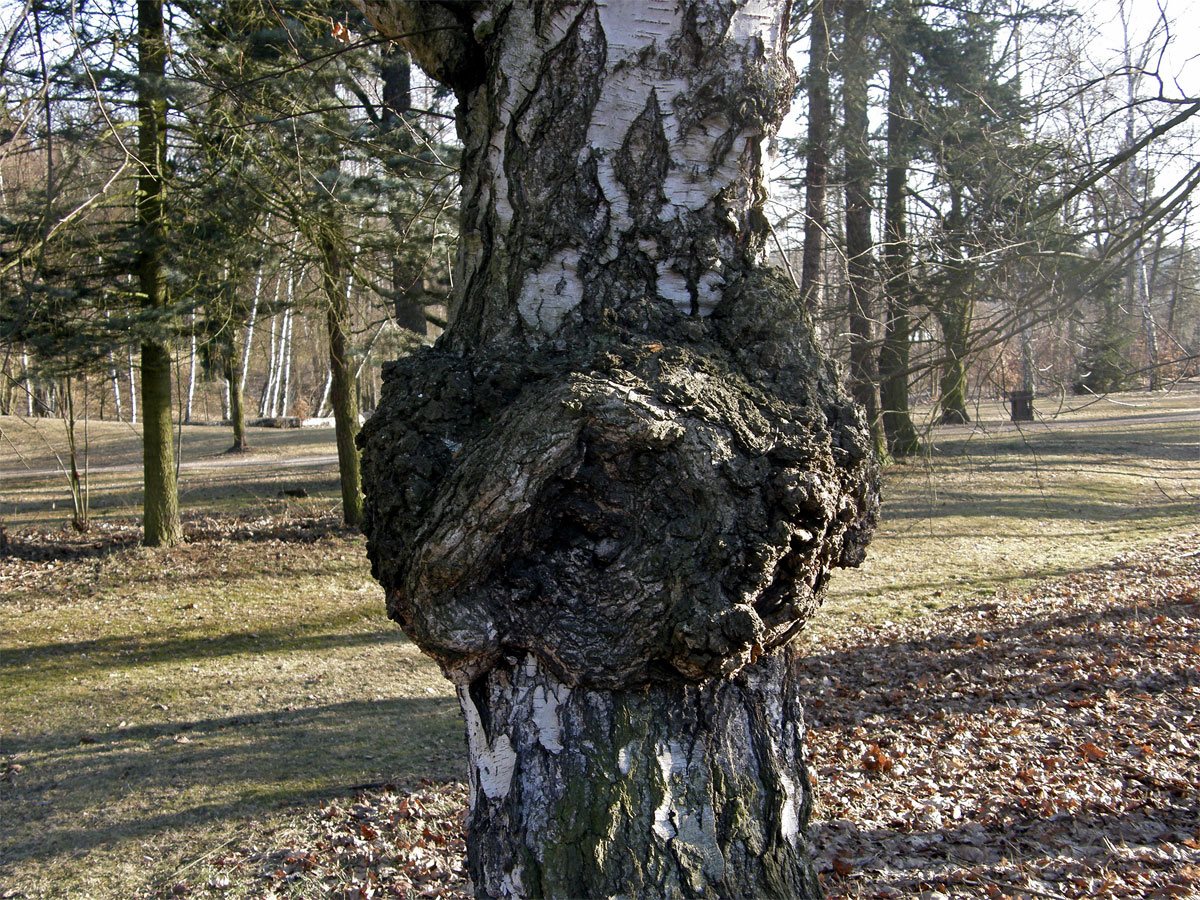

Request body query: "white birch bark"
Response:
[239, 214, 272, 394]
[109, 352, 122, 421]
[126, 347, 137, 424]
[317, 369, 332, 417]
[186, 311, 197, 423]
[23, 349, 32, 416]
[260, 312, 278, 418]
[277, 308, 294, 416]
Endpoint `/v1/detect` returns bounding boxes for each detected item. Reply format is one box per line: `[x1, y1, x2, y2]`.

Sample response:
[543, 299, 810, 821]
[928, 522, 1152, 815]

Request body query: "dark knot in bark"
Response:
[360, 271, 878, 689]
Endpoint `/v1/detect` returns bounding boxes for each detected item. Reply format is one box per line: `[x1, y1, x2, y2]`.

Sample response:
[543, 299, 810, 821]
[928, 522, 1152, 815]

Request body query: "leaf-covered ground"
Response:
[138, 532, 1199, 900]
[803, 531, 1200, 899]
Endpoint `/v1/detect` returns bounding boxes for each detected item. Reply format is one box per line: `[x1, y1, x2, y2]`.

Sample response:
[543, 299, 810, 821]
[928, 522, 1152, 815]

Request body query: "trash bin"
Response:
[1009, 390, 1034, 422]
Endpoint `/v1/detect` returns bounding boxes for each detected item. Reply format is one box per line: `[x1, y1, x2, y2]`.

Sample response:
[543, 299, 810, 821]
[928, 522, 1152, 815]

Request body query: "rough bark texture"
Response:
[137, 0, 182, 548]
[358, 2, 879, 896]
[459, 647, 821, 899]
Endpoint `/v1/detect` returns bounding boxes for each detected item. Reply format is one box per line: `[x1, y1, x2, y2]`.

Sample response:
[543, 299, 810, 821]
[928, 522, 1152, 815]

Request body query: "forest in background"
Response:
[1, 0, 1197, 538]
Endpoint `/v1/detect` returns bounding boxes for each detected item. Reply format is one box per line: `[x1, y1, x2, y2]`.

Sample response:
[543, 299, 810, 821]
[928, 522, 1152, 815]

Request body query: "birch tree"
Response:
[357, 1, 879, 896]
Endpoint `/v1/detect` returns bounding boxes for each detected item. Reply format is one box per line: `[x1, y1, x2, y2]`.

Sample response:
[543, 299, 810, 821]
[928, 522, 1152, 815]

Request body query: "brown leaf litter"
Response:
[142, 531, 1197, 899]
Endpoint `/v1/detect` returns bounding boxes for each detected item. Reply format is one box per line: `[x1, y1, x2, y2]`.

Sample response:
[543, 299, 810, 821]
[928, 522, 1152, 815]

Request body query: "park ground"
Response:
[1, 384, 1198, 898]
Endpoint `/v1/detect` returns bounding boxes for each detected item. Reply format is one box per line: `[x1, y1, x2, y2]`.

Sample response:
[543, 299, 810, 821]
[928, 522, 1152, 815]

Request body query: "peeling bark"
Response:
[358, 2, 879, 896]
[461, 649, 821, 899]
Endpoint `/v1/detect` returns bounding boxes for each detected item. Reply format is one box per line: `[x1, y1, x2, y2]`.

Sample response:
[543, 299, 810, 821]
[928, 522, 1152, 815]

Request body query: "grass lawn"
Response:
[0, 383, 1197, 898]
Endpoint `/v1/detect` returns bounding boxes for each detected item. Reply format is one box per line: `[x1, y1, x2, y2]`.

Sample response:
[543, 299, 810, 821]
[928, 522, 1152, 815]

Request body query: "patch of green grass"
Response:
[0, 526, 462, 898]
[813, 386, 1200, 635]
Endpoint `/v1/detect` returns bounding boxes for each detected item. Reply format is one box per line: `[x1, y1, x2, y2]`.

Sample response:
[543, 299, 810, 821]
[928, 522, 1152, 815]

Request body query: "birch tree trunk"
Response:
[261, 312, 279, 418]
[108, 349, 123, 422]
[186, 313, 197, 424]
[279, 309, 293, 416]
[358, 2, 879, 896]
[127, 347, 137, 424]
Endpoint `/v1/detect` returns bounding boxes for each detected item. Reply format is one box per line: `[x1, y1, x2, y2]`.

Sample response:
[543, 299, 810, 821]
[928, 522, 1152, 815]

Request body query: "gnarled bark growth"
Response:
[357, 2, 879, 896]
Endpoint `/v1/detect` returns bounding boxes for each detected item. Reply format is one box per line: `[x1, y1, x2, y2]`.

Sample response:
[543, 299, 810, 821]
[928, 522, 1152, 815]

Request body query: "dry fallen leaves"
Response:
[801, 531, 1200, 899]
[140, 531, 1197, 899]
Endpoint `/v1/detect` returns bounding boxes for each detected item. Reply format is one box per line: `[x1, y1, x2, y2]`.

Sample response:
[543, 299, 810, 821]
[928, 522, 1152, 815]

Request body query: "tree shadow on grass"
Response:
[1, 509, 357, 565]
[0, 694, 465, 874]
[879, 487, 1196, 524]
[928, 417, 1200, 464]
[0, 624, 410, 698]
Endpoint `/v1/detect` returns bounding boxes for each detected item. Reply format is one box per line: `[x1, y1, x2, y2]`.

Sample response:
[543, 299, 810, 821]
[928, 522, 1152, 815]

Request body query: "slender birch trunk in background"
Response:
[240, 214, 271, 395]
[127, 347, 137, 423]
[279, 309, 293, 416]
[260, 312, 279, 417]
[186, 312, 197, 423]
[109, 351, 123, 422]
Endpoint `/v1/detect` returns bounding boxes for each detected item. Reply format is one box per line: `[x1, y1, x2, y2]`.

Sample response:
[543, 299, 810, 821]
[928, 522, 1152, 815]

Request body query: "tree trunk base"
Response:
[460, 648, 822, 900]
[939, 407, 969, 425]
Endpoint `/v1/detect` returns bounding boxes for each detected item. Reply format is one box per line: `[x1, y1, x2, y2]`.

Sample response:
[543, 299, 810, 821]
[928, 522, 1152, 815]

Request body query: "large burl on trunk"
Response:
[356, 2, 879, 896]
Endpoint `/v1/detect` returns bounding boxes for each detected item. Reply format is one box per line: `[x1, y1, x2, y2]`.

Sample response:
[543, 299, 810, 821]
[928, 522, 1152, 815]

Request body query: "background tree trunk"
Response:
[879, 7, 919, 457]
[937, 186, 971, 424]
[800, 0, 834, 314]
[318, 230, 363, 527]
[137, 0, 182, 548]
[358, 2, 879, 896]
[843, 0, 885, 460]
[225, 358, 249, 452]
[936, 297, 972, 424]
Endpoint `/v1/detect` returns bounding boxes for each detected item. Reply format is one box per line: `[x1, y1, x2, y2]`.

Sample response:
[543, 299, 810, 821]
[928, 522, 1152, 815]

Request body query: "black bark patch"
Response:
[616, 90, 671, 229]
